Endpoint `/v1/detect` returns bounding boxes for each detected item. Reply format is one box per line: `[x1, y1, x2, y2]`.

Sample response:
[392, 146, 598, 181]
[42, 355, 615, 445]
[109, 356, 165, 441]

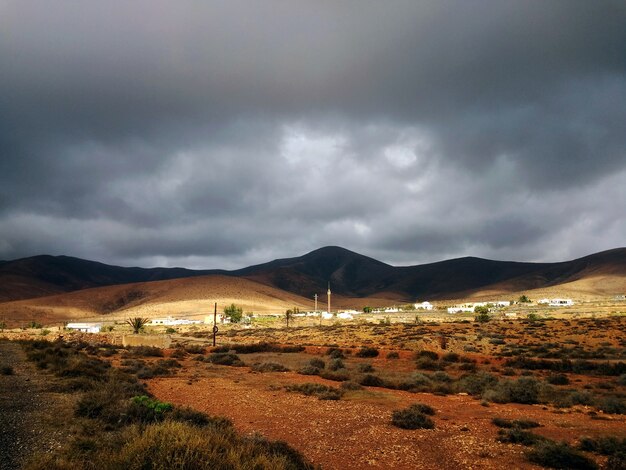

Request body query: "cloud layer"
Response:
[1, 1, 625, 268]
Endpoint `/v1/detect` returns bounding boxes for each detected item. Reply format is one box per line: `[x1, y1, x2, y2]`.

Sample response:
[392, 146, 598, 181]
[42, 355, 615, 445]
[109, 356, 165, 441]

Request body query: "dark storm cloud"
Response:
[0, 0, 625, 268]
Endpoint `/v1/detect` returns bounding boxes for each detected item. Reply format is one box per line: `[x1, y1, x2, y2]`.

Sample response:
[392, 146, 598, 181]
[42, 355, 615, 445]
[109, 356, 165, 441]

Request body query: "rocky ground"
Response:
[0, 341, 67, 470]
[148, 354, 625, 469]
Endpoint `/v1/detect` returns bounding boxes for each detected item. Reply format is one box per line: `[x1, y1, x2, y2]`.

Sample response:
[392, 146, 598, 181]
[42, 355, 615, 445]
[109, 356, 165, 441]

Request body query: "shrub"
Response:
[456, 372, 498, 396]
[340, 381, 363, 391]
[386, 352, 400, 359]
[1, 365, 14, 375]
[391, 404, 435, 430]
[109, 421, 315, 469]
[406, 403, 435, 415]
[327, 348, 345, 359]
[527, 441, 598, 470]
[442, 352, 460, 362]
[126, 346, 164, 358]
[417, 350, 439, 360]
[251, 362, 290, 373]
[459, 362, 477, 372]
[328, 358, 345, 371]
[184, 345, 205, 354]
[356, 347, 379, 358]
[547, 374, 570, 385]
[319, 369, 350, 382]
[308, 358, 325, 369]
[168, 407, 226, 428]
[285, 383, 343, 400]
[597, 396, 626, 414]
[578, 436, 626, 456]
[431, 371, 452, 383]
[484, 377, 542, 404]
[415, 357, 441, 371]
[358, 363, 374, 373]
[206, 353, 245, 367]
[298, 365, 320, 375]
[125, 396, 173, 424]
[497, 428, 544, 446]
[359, 374, 384, 387]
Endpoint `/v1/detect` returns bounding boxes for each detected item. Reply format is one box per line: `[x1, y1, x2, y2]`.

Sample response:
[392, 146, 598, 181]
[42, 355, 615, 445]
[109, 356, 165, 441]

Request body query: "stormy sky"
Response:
[1, 1, 625, 269]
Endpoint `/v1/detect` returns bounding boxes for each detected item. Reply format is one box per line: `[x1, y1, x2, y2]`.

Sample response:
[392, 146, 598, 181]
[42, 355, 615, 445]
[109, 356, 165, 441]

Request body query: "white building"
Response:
[447, 306, 475, 314]
[494, 301, 511, 307]
[337, 312, 354, 320]
[66, 322, 102, 333]
[150, 316, 202, 326]
[548, 299, 574, 307]
[414, 301, 434, 310]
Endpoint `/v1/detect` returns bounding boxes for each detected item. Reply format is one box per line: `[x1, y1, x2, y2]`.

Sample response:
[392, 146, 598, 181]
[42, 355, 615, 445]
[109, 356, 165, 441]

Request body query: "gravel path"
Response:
[0, 341, 62, 470]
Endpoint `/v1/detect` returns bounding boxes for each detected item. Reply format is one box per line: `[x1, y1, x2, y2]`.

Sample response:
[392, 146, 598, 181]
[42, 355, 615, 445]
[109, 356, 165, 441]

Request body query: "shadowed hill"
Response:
[1, 246, 625, 304]
[235, 246, 395, 297]
[0, 255, 219, 302]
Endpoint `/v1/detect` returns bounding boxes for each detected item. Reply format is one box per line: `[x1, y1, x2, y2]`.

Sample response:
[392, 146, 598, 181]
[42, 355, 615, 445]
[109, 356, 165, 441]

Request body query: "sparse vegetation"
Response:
[391, 403, 436, 429]
[526, 441, 598, 470]
[285, 383, 343, 400]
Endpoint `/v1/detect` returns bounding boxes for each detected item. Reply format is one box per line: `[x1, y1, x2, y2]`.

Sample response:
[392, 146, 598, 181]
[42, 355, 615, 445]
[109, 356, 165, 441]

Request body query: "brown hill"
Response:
[0, 275, 314, 325]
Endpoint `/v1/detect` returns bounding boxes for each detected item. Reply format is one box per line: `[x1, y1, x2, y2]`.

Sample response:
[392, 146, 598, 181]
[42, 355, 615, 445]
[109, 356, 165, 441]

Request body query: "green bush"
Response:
[224, 304, 244, 323]
[391, 404, 436, 430]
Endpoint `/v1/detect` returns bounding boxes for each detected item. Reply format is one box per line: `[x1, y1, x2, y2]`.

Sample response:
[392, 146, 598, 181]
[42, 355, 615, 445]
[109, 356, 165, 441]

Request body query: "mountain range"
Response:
[2, 246, 625, 304]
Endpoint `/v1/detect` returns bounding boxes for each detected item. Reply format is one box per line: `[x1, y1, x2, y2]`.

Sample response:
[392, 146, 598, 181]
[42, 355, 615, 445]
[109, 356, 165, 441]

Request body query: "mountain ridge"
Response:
[1, 246, 625, 303]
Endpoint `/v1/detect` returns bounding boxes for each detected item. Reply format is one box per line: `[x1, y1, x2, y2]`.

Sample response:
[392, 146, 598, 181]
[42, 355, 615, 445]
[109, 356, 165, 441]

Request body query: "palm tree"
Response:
[126, 317, 149, 334]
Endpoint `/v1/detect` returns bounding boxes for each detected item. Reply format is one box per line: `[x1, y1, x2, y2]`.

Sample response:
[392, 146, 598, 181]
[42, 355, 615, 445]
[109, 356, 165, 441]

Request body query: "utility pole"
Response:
[314, 294, 318, 312]
[212, 302, 218, 347]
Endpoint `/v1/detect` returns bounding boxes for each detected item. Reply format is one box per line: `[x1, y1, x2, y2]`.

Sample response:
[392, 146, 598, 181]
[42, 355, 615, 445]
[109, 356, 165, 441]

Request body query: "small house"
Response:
[66, 322, 102, 333]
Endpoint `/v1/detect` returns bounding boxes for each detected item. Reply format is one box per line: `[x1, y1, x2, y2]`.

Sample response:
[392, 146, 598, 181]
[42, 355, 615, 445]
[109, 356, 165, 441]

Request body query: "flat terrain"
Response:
[2, 315, 625, 469]
[142, 316, 625, 469]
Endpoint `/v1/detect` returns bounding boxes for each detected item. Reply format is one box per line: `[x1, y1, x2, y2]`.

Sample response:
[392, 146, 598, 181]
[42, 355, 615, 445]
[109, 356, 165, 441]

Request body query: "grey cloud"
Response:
[0, 1, 625, 268]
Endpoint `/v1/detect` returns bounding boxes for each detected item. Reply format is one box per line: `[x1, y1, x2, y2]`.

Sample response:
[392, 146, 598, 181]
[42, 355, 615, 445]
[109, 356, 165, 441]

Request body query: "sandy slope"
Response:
[1, 271, 624, 326]
[0, 275, 315, 325]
